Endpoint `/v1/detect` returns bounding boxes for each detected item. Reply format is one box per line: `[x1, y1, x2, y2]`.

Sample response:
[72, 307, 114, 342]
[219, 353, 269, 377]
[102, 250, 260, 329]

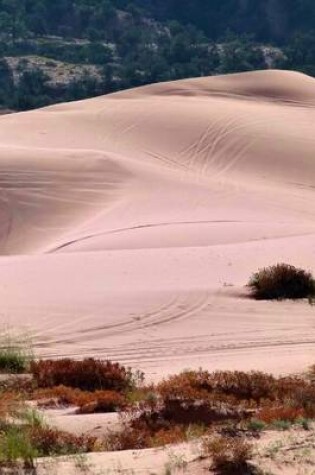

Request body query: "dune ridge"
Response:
[0, 69, 314, 378]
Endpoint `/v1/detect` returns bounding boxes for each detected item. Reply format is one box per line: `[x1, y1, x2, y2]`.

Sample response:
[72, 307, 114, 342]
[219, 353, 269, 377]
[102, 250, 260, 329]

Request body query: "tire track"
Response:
[37, 292, 210, 346]
[92, 336, 315, 365]
[33, 295, 181, 342]
[49, 219, 243, 253]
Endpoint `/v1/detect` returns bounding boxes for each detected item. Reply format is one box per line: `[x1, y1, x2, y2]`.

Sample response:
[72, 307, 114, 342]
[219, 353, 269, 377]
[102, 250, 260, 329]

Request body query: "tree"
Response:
[281, 32, 315, 75]
[218, 34, 266, 74]
[0, 59, 14, 106]
[13, 69, 51, 110]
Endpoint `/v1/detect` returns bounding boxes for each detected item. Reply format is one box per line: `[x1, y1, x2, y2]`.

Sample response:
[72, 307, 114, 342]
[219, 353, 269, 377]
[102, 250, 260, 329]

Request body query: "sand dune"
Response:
[0, 70, 314, 378]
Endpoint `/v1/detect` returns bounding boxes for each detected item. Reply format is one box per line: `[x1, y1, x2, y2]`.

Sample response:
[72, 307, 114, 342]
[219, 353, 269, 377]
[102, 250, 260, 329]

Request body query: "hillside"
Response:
[0, 0, 314, 111]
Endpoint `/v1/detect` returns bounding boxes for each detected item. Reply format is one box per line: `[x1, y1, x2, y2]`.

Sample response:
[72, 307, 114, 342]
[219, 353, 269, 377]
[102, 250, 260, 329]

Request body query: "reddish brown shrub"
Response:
[203, 435, 253, 474]
[274, 376, 307, 400]
[31, 358, 134, 392]
[34, 385, 84, 407]
[34, 385, 126, 413]
[149, 426, 187, 447]
[0, 375, 34, 396]
[158, 370, 279, 404]
[104, 422, 187, 451]
[0, 391, 20, 421]
[308, 365, 315, 383]
[158, 369, 315, 409]
[29, 427, 97, 456]
[156, 370, 291, 427]
[158, 370, 212, 401]
[162, 399, 245, 425]
[104, 427, 149, 451]
[257, 405, 305, 424]
[210, 371, 277, 403]
[76, 390, 126, 414]
[289, 384, 315, 418]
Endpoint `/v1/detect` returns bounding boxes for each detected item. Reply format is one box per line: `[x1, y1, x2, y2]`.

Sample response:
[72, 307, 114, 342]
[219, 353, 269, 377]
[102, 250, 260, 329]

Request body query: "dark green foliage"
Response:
[0, 338, 32, 374]
[0, 0, 311, 45]
[0, 352, 28, 373]
[0, 59, 14, 105]
[12, 68, 51, 110]
[248, 263, 315, 300]
[280, 32, 315, 76]
[0, 1, 314, 111]
[217, 33, 266, 74]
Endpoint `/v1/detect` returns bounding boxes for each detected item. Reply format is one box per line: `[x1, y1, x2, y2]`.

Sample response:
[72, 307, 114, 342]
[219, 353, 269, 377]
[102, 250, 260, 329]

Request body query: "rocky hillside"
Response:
[0, 0, 313, 111]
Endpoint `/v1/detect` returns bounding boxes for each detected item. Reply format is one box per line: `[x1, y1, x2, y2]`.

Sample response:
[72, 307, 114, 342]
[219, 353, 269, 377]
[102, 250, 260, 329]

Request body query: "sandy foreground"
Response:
[0, 69, 314, 473]
[26, 427, 315, 474]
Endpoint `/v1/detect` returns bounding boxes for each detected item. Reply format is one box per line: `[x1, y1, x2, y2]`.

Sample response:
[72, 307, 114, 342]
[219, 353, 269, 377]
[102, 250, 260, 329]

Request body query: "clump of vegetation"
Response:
[0, 425, 38, 469]
[257, 405, 304, 424]
[0, 391, 20, 425]
[203, 435, 253, 474]
[308, 364, 315, 383]
[76, 390, 126, 414]
[104, 425, 188, 452]
[247, 419, 266, 432]
[34, 385, 126, 413]
[34, 385, 85, 408]
[1, 343, 315, 471]
[28, 426, 97, 456]
[157, 369, 289, 406]
[0, 423, 97, 468]
[0, 396, 97, 470]
[0, 334, 33, 374]
[270, 420, 292, 431]
[30, 358, 137, 392]
[248, 263, 315, 300]
[154, 369, 315, 432]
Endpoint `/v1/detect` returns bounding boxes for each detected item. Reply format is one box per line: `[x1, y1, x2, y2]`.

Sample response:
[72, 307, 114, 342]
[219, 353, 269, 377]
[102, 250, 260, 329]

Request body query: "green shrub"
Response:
[296, 417, 312, 431]
[0, 335, 33, 374]
[271, 420, 292, 431]
[0, 395, 96, 469]
[0, 426, 37, 469]
[248, 263, 315, 300]
[0, 350, 27, 374]
[247, 419, 266, 432]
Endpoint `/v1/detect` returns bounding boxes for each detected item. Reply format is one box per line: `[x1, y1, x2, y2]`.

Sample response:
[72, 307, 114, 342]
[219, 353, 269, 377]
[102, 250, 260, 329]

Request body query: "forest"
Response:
[0, 0, 314, 110]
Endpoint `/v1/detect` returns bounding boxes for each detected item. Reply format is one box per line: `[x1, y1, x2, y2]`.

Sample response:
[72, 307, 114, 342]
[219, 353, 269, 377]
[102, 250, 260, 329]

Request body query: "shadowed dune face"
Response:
[0, 70, 314, 377]
[0, 149, 131, 254]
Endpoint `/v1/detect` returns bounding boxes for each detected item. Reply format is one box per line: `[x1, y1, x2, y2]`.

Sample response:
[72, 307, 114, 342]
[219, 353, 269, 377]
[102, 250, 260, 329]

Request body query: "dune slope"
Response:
[0, 69, 314, 378]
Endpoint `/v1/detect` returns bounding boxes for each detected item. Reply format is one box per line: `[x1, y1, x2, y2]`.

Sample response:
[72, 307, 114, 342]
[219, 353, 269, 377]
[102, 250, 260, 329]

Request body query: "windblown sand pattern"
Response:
[0, 70, 314, 378]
